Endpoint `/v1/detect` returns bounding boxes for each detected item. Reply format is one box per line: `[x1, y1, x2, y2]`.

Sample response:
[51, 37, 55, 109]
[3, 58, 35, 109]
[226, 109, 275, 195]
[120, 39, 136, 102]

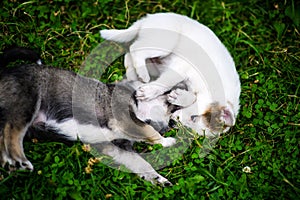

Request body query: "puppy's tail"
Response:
[100, 28, 139, 43]
[0, 46, 42, 68]
[100, 18, 145, 43]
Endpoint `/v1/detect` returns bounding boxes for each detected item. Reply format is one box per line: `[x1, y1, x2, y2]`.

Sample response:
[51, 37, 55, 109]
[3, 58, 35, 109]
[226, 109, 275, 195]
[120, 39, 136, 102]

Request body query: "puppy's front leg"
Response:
[129, 50, 151, 83]
[124, 53, 139, 81]
[141, 125, 176, 147]
[136, 70, 185, 101]
[121, 117, 176, 147]
[95, 142, 172, 186]
[167, 88, 197, 107]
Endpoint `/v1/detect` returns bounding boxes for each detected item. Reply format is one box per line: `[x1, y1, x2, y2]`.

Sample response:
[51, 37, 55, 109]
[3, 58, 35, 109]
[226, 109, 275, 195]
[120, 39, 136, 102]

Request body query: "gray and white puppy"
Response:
[0, 48, 194, 186]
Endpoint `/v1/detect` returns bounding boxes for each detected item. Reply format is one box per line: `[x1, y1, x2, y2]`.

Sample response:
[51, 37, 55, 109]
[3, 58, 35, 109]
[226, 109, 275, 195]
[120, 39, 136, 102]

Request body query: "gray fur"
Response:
[0, 63, 194, 186]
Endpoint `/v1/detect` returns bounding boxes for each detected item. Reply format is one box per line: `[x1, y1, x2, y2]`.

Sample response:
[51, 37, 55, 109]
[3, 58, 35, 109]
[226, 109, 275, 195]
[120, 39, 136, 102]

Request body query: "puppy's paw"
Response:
[140, 172, 172, 187]
[167, 88, 196, 107]
[160, 137, 176, 147]
[18, 160, 34, 171]
[9, 159, 33, 172]
[1, 153, 33, 172]
[136, 84, 167, 101]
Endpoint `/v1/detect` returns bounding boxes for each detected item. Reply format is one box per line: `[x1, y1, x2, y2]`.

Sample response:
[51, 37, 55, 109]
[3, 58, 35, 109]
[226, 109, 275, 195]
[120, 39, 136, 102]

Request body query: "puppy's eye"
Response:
[191, 115, 200, 122]
[145, 119, 152, 124]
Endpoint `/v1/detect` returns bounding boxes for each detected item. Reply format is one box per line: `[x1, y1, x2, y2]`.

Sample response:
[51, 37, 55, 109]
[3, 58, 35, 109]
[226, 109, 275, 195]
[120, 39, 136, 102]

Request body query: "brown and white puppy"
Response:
[0, 48, 195, 186]
[100, 12, 241, 137]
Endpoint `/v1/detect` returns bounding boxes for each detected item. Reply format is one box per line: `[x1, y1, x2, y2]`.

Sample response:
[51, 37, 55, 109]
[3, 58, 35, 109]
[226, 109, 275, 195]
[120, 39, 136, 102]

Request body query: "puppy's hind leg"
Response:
[0, 134, 9, 169]
[0, 122, 33, 171]
[0, 90, 39, 171]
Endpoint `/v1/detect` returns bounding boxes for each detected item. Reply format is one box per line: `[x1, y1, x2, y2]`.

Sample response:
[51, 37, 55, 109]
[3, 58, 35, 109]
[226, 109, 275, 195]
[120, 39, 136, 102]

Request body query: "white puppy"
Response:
[100, 13, 241, 136]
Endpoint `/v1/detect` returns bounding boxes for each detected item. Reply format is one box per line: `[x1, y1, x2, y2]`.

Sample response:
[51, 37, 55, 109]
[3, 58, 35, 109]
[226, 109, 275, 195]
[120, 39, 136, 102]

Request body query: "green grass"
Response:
[0, 0, 299, 199]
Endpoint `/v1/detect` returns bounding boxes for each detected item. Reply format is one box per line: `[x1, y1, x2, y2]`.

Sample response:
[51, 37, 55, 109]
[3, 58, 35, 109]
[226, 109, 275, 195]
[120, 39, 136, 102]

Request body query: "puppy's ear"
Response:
[221, 108, 234, 127]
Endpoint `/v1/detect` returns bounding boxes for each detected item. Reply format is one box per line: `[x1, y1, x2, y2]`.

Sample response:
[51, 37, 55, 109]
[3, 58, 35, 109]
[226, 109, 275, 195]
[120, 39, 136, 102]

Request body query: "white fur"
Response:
[46, 119, 115, 143]
[100, 13, 241, 135]
[45, 118, 175, 147]
[45, 119, 139, 143]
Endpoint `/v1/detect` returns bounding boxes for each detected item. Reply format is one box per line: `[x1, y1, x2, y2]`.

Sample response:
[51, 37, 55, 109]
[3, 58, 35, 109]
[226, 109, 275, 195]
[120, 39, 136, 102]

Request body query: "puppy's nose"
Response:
[168, 119, 177, 128]
[159, 126, 171, 134]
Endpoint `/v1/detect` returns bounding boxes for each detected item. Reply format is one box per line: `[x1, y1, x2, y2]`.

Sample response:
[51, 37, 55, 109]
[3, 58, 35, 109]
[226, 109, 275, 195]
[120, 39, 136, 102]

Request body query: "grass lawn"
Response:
[0, 0, 299, 199]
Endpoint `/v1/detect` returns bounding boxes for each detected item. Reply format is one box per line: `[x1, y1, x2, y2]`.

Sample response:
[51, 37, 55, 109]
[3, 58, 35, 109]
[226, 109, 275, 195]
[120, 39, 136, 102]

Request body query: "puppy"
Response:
[0, 48, 195, 186]
[100, 12, 241, 136]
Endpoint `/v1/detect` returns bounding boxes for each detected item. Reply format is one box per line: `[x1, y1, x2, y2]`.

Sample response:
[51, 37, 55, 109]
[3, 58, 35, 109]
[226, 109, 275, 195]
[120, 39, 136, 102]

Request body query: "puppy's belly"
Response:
[45, 118, 122, 144]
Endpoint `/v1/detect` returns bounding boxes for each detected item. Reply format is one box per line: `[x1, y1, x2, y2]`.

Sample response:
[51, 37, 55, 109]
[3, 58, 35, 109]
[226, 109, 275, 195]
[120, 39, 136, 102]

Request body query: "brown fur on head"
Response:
[201, 102, 234, 133]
